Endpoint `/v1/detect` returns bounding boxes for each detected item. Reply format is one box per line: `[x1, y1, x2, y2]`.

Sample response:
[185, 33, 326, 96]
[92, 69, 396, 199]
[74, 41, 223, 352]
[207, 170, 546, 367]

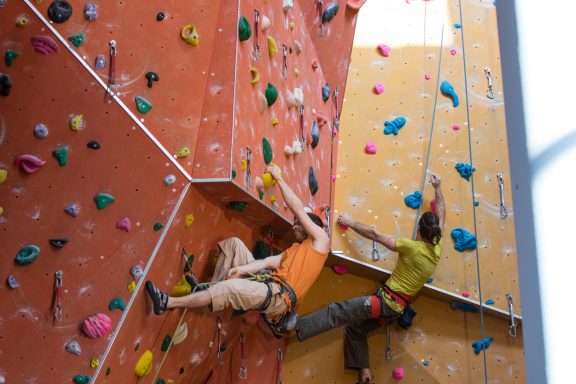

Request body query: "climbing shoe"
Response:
[184, 274, 209, 292]
[145, 281, 168, 315]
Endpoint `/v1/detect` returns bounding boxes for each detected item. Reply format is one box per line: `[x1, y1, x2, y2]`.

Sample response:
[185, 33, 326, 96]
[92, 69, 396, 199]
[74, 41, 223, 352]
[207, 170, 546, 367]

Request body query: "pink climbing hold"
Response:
[424, 74, 431, 80]
[452, 124, 461, 131]
[462, 292, 470, 298]
[364, 142, 377, 154]
[116, 217, 131, 232]
[373, 83, 384, 95]
[332, 175, 337, 182]
[332, 265, 348, 275]
[377, 44, 391, 57]
[392, 367, 405, 380]
[14, 154, 47, 174]
[450, 49, 457, 56]
[82, 313, 112, 338]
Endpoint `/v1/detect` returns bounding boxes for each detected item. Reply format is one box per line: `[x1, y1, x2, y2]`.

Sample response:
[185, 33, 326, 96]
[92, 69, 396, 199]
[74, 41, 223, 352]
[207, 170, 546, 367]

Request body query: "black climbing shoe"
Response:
[184, 274, 209, 292]
[145, 281, 168, 315]
[276, 311, 298, 334]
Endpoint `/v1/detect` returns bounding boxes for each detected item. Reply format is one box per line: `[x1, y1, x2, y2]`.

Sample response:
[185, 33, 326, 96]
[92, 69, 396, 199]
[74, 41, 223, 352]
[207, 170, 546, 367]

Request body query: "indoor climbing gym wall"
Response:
[0, 0, 359, 384]
[283, 0, 524, 383]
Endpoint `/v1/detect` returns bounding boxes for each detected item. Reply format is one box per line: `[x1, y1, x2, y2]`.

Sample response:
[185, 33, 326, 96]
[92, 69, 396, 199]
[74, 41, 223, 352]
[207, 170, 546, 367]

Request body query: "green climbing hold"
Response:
[68, 33, 86, 48]
[262, 138, 273, 164]
[265, 83, 278, 107]
[228, 201, 248, 212]
[15, 245, 40, 265]
[109, 297, 126, 311]
[238, 16, 251, 41]
[153, 223, 163, 231]
[73, 375, 90, 384]
[157, 380, 166, 384]
[135, 96, 152, 114]
[258, 190, 264, 200]
[5, 50, 19, 67]
[94, 193, 115, 209]
[106, 367, 111, 376]
[231, 170, 237, 179]
[161, 335, 172, 352]
[52, 146, 69, 166]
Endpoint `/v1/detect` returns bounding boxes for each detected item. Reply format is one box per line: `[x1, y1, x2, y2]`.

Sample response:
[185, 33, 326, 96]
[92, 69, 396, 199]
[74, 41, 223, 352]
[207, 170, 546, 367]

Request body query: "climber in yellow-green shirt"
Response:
[293, 173, 445, 384]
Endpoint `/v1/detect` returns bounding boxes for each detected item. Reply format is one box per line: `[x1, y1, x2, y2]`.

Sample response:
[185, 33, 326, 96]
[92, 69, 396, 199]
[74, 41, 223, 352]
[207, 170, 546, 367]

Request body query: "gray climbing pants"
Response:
[295, 295, 401, 369]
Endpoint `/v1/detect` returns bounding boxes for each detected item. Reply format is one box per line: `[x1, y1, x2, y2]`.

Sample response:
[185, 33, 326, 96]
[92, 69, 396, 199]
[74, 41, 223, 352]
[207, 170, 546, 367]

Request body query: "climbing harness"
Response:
[484, 67, 494, 99]
[506, 293, 517, 337]
[54, 271, 63, 322]
[299, 105, 305, 148]
[276, 348, 283, 384]
[282, 44, 288, 80]
[106, 40, 116, 96]
[238, 332, 248, 379]
[253, 9, 261, 61]
[497, 173, 508, 219]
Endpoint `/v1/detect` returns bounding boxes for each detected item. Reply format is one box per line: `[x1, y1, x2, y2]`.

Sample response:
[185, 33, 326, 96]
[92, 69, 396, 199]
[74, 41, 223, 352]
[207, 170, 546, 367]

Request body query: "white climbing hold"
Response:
[293, 87, 304, 106]
[261, 16, 271, 32]
[284, 145, 295, 156]
[283, 0, 293, 12]
[294, 40, 303, 55]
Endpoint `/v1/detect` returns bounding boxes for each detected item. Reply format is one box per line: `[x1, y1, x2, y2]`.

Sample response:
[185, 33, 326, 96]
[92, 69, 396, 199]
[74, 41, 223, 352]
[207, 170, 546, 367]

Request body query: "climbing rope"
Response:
[239, 331, 248, 379]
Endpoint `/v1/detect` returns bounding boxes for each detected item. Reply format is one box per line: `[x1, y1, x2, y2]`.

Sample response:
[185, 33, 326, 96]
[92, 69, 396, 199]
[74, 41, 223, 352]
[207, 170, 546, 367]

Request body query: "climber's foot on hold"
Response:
[146, 281, 168, 315]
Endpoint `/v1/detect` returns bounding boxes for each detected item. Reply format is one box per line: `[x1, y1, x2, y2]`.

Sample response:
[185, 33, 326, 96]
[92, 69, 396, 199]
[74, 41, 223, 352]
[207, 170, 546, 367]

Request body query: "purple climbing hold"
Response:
[116, 217, 131, 232]
[14, 154, 47, 173]
[34, 123, 49, 139]
[94, 55, 106, 70]
[65, 340, 82, 356]
[0, 72, 13, 96]
[64, 203, 80, 217]
[130, 265, 144, 280]
[7, 275, 19, 288]
[83, 3, 98, 21]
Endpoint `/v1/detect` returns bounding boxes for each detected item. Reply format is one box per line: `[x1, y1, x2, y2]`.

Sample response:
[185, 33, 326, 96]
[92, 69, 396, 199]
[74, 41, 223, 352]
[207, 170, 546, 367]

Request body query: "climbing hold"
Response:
[384, 116, 406, 136]
[16, 14, 30, 27]
[0, 73, 12, 96]
[316, 112, 328, 128]
[250, 67, 260, 86]
[130, 265, 144, 280]
[238, 16, 251, 41]
[156, 12, 165, 21]
[311, 59, 319, 71]
[127, 281, 136, 292]
[94, 55, 106, 70]
[15, 245, 40, 265]
[267, 36, 278, 58]
[289, 21, 296, 30]
[163, 174, 176, 186]
[392, 367, 404, 380]
[82, 313, 112, 338]
[404, 191, 422, 209]
[68, 33, 85, 48]
[308, 167, 319, 196]
[34, 123, 49, 139]
[153, 223, 163, 231]
[322, 83, 330, 102]
[293, 88, 304, 106]
[426, 277, 434, 283]
[14, 154, 46, 174]
[450, 49, 457, 56]
[116, 216, 131, 232]
[294, 68, 300, 77]
[294, 40, 303, 55]
[258, 91, 267, 114]
[228, 201, 248, 212]
[83, 3, 97, 21]
[271, 117, 280, 126]
[145, 72, 159, 88]
[292, 140, 303, 154]
[254, 176, 264, 192]
[331, 265, 348, 275]
[422, 360, 430, 366]
[94, 193, 115, 209]
[262, 172, 276, 188]
[364, 142, 377, 154]
[0, 169, 6, 183]
[161, 335, 173, 352]
[172, 322, 188, 345]
[49, 238, 69, 248]
[454, 23, 462, 29]
[90, 358, 99, 368]
[452, 124, 461, 131]
[347, 0, 367, 10]
[270, 194, 278, 204]
[72, 375, 90, 384]
[172, 275, 191, 296]
[486, 299, 495, 305]
[262, 138, 273, 164]
[284, 145, 294, 156]
[185, 213, 195, 227]
[52, 146, 69, 166]
[109, 297, 126, 311]
[87, 140, 100, 149]
[7, 275, 19, 288]
[283, 0, 294, 12]
[4, 50, 19, 67]
[135, 342, 140, 351]
[322, 2, 339, 23]
[69, 114, 85, 132]
[258, 190, 264, 200]
[135, 350, 153, 377]
[450, 300, 478, 313]
[231, 170, 237, 178]
[377, 44, 391, 57]
[65, 340, 81, 356]
[311, 121, 320, 149]
[64, 203, 80, 217]
[135, 96, 152, 114]
[440, 80, 459, 107]
[31, 35, 59, 54]
[286, 90, 296, 108]
[265, 83, 278, 107]
[180, 24, 199, 46]
[48, 0, 73, 23]
[373, 83, 384, 95]
[455, 162, 475, 180]
[450, 228, 477, 251]
[176, 147, 190, 158]
[462, 292, 470, 298]
[424, 74, 431, 80]
[261, 15, 271, 31]
[472, 337, 493, 355]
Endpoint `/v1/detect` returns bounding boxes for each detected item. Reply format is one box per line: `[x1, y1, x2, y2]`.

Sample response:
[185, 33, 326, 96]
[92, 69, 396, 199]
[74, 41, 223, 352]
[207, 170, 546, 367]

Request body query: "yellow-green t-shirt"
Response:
[384, 238, 442, 313]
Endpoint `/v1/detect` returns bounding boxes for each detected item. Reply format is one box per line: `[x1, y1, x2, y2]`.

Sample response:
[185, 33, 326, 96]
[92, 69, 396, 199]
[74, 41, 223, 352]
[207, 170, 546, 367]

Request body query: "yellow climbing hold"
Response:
[250, 67, 260, 86]
[289, 21, 296, 30]
[0, 169, 7, 183]
[241, 159, 247, 170]
[176, 147, 190, 158]
[180, 24, 199, 46]
[0, 207, 4, 216]
[185, 213, 195, 228]
[69, 114, 85, 132]
[262, 172, 277, 188]
[127, 280, 136, 292]
[90, 358, 99, 368]
[267, 36, 278, 58]
[171, 275, 192, 297]
[134, 350, 153, 377]
[294, 68, 300, 77]
[271, 195, 278, 203]
[271, 117, 280, 126]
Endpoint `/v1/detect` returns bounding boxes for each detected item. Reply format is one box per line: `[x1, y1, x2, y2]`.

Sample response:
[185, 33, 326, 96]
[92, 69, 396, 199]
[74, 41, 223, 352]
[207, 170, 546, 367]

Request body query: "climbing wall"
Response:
[283, 0, 525, 383]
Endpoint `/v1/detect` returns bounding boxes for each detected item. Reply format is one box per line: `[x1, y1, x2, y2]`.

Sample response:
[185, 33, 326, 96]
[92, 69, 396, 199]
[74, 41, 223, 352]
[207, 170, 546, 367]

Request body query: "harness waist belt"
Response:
[384, 285, 412, 308]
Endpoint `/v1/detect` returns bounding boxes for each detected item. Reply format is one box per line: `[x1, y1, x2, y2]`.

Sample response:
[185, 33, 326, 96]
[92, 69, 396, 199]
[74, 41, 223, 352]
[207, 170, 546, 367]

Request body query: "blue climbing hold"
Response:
[322, 2, 339, 23]
[311, 120, 320, 149]
[426, 278, 433, 284]
[454, 23, 462, 29]
[474, 201, 479, 206]
[485, 299, 495, 305]
[383, 116, 406, 136]
[472, 337, 493, 355]
[64, 203, 80, 217]
[321, 83, 330, 102]
[440, 80, 459, 107]
[455, 162, 475, 181]
[309, 167, 319, 196]
[451, 300, 478, 313]
[404, 191, 422, 209]
[451, 228, 477, 252]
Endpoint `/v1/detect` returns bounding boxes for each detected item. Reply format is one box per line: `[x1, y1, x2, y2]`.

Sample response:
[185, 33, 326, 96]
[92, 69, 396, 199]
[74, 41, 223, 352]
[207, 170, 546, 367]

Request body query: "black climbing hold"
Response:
[308, 167, 319, 196]
[311, 120, 320, 149]
[48, 0, 73, 24]
[161, 335, 172, 352]
[0, 73, 13, 96]
[156, 12, 165, 21]
[322, 3, 339, 23]
[49, 237, 69, 248]
[145, 72, 159, 88]
[322, 83, 330, 102]
[179, 367, 185, 375]
[87, 140, 100, 149]
[153, 223, 163, 231]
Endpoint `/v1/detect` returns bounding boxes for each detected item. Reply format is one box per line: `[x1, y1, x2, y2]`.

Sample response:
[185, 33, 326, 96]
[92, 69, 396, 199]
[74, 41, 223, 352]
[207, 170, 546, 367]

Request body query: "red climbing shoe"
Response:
[145, 281, 168, 315]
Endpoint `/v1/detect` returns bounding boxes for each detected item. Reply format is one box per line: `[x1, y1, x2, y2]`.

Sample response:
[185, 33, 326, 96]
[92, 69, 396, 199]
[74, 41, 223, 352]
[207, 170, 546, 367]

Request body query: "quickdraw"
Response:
[54, 271, 63, 322]
[253, 9, 261, 61]
[245, 147, 252, 188]
[506, 293, 517, 337]
[299, 105, 305, 147]
[238, 332, 248, 380]
[107, 40, 117, 96]
[282, 44, 288, 80]
[484, 67, 494, 99]
[276, 348, 283, 384]
[332, 86, 340, 133]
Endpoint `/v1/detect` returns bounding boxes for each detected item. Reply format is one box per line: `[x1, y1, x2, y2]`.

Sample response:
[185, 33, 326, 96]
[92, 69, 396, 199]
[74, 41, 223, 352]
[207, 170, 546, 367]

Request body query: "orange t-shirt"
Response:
[272, 239, 328, 309]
